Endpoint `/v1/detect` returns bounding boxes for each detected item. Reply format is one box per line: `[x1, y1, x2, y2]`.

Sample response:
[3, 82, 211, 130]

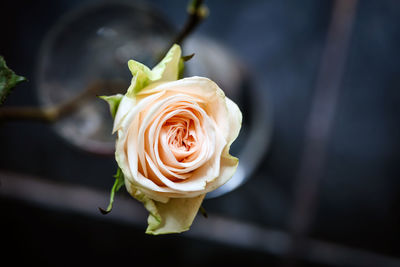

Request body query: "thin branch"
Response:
[0, 80, 124, 122]
[162, 0, 207, 58]
[174, 0, 206, 45]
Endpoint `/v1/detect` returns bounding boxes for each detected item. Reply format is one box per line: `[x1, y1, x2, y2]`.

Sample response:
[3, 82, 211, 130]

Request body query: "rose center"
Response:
[164, 117, 197, 161]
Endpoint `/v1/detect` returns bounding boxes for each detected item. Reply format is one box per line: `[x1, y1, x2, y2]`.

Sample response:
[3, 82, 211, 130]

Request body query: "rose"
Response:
[102, 45, 242, 234]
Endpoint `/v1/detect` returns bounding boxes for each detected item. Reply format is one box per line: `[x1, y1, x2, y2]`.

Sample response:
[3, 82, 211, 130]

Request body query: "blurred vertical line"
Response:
[285, 0, 358, 265]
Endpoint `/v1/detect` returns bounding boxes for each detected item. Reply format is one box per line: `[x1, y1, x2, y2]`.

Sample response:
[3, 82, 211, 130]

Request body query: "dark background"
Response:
[1, 0, 399, 266]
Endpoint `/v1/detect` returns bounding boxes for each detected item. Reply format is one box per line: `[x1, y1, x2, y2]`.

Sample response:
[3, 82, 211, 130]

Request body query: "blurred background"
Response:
[1, 0, 399, 266]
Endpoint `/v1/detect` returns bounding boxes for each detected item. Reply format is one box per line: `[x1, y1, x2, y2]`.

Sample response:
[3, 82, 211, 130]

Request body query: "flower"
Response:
[101, 44, 242, 234]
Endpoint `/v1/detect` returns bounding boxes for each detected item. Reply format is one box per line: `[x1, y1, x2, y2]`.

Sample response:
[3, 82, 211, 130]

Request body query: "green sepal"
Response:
[0, 55, 27, 105]
[145, 194, 205, 235]
[178, 59, 185, 79]
[182, 53, 195, 62]
[199, 205, 208, 218]
[99, 168, 125, 214]
[125, 181, 205, 234]
[126, 62, 152, 97]
[98, 94, 123, 118]
[178, 53, 195, 79]
[129, 187, 162, 225]
[126, 44, 181, 97]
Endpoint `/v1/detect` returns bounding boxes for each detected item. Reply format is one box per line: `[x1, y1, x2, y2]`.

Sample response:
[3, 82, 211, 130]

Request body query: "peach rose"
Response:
[102, 45, 242, 234]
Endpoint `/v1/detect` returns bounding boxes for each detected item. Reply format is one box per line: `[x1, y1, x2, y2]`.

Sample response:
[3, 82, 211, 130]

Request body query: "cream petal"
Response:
[224, 97, 243, 151]
[122, 94, 159, 180]
[137, 77, 232, 141]
[153, 108, 200, 165]
[146, 129, 224, 193]
[116, 92, 167, 191]
[155, 108, 212, 172]
[137, 77, 221, 101]
[143, 94, 215, 174]
[124, 176, 170, 203]
[126, 118, 139, 179]
[197, 97, 241, 192]
[147, 151, 212, 192]
[147, 113, 192, 180]
[113, 95, 135, 133]
[144, 152, 205, 191]
[204, 154, 239, 193]
[185, 120, 226, 183]
[136, 95, 189, 175]
[115, 92, 164, 133]
[135, 95, 195, 178]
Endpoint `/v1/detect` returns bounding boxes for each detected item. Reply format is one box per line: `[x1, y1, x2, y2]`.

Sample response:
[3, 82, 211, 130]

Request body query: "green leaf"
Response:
[0, 55, 26, 105]
[99, 168, 125, 214]
[99, 94, 123, 118]
[126, 44, 182, 97]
